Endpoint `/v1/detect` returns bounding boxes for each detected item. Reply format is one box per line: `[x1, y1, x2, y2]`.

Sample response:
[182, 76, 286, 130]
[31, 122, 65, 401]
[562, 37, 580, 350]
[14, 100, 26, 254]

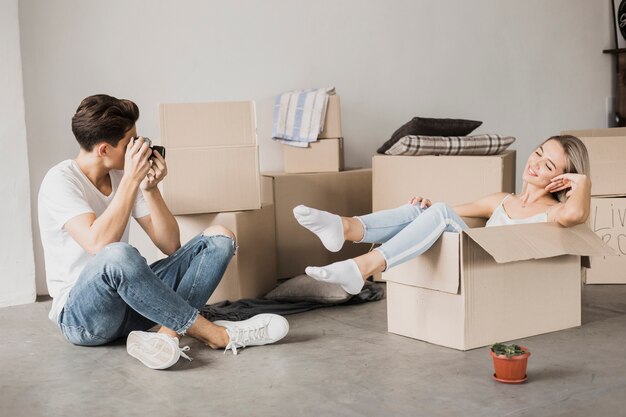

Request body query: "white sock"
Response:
[305, 259, 364, 295]
[293, 205, 344, 252]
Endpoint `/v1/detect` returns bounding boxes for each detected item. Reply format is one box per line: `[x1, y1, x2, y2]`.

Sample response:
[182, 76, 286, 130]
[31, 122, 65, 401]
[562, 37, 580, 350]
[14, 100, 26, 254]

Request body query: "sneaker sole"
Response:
[126, 332, 180, 370]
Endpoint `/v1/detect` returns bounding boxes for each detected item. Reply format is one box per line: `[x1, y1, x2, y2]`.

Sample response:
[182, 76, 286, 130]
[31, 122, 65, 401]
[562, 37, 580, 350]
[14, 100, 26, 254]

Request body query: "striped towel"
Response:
[272, 87, 335, 147]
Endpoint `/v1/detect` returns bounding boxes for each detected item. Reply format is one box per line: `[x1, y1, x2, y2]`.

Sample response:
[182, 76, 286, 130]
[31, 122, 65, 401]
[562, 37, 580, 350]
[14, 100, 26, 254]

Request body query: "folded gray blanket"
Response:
[200, 281, 384, 322]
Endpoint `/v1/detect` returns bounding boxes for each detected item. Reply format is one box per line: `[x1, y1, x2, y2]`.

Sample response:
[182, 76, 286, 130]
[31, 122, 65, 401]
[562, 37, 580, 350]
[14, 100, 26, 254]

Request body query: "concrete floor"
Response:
[2, 284, 626, 417]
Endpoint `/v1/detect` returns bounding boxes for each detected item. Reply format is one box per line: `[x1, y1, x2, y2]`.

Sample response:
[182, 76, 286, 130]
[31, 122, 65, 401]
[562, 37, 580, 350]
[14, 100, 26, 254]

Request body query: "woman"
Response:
[293, 135, 591, 295]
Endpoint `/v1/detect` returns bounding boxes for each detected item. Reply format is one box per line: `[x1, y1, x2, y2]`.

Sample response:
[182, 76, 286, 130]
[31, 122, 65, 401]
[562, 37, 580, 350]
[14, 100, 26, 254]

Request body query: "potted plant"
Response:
[490, 343, 531, 384]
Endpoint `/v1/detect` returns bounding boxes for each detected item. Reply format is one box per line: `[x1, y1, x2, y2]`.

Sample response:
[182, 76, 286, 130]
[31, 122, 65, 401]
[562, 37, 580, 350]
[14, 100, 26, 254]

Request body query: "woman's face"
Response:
[523, 139, 568, 188]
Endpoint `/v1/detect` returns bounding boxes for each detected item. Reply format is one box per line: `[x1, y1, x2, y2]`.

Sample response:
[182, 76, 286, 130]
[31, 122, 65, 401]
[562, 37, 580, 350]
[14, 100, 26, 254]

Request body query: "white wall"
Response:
[0, 0, 36, 306]
[18, 0, 614, 294]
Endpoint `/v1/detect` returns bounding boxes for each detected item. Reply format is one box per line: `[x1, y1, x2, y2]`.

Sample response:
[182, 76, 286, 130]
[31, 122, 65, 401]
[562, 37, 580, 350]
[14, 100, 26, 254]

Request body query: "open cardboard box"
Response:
[385, 221, 615, 351]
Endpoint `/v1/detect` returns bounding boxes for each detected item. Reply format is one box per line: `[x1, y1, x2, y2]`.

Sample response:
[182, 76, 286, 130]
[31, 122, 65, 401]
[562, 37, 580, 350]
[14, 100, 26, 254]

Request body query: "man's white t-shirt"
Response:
[38, 160, 150, 324]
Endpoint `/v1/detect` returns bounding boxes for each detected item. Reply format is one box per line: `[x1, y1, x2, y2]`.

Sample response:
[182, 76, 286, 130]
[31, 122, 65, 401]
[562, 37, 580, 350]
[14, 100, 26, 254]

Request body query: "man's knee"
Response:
[100, 242, 141, 264]
[202, 225, 236, 240]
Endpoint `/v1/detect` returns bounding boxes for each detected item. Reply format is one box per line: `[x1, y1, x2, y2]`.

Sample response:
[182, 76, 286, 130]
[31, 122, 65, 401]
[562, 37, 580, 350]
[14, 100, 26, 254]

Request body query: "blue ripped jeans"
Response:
[58, 233, 235, 346]
[356, 203, 468, 270]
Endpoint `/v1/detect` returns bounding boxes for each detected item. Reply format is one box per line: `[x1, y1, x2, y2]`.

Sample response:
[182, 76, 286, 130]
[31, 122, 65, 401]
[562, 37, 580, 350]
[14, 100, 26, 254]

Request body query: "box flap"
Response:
[382, 232, 461, 294]
[464, 223, 616, 264]
[160, 101, 256, 148]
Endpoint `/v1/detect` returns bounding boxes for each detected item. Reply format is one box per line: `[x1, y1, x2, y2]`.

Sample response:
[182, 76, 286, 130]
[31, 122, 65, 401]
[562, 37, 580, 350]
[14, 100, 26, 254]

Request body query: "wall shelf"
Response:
[604, 49, 626, 126]
[603, 48, 626, 54]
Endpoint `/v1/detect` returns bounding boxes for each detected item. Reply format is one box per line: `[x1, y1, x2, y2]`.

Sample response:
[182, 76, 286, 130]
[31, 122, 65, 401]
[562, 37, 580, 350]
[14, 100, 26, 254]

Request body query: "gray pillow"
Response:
[264, 274, 352, 304]
[377, 117, 483, 154]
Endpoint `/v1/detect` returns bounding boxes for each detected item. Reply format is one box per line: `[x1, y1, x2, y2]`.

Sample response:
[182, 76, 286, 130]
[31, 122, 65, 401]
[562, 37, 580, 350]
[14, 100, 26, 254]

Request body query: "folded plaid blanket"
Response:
[384, 134, 515, 156]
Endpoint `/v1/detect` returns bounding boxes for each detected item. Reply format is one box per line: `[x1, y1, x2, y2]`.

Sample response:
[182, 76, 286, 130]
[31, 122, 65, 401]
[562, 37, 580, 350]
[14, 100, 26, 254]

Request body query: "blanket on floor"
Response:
[201, 281, 384, 322]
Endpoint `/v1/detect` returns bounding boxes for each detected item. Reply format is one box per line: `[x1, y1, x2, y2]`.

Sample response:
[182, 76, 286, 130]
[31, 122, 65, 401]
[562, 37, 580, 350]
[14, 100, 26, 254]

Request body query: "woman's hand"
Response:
[546, 173, 591, 226]
[545, 173, 590, 198]
[140, 150, 168, 192]
[408, 196, 432, 209]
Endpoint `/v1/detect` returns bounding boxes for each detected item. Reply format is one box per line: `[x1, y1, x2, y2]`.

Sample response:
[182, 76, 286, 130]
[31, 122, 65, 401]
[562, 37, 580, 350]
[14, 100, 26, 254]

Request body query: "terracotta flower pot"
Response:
[490, 346, 530, 383]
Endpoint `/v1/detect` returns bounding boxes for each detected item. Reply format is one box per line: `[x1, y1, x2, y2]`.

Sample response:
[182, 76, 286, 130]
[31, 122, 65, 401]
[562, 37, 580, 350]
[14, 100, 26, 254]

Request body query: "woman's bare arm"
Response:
[453, 192, 507, 219]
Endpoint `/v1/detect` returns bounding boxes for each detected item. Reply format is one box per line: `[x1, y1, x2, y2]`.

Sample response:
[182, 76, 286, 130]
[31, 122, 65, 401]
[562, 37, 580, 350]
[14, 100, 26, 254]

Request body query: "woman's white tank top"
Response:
[485, 194, 549, 227]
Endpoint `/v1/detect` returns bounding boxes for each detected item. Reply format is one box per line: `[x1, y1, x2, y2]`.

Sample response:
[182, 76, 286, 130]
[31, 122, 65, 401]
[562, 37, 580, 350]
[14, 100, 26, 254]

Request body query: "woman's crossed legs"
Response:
[293, 203, 468, 294]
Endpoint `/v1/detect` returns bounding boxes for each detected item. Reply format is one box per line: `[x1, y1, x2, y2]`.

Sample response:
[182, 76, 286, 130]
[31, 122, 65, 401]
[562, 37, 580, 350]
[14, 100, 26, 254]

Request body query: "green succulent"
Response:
[491, 343, 527, 358]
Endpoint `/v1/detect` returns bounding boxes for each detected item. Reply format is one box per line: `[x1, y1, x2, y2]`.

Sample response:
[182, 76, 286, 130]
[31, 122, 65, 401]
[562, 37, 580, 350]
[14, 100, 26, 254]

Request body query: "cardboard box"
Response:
[263, 169, 372, 279]
[129, 205, 276, 303]
[159, 101, 261, 215]
[562, 128, 626, 196]
[319, 95, 342, 139]
[385, 223, 612, 350]
[283, 138, 344, 173]
[586, 196, 626, 283]
[373, 151, 515, 212]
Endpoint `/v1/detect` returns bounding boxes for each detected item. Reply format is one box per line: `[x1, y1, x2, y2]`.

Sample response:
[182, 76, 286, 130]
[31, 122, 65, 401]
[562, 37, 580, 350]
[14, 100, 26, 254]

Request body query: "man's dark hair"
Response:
[71, 94, 139, 151]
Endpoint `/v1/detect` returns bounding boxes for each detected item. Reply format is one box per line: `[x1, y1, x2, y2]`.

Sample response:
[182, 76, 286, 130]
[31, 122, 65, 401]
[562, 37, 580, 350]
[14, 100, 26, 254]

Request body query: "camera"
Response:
[136, 137, 166, 159]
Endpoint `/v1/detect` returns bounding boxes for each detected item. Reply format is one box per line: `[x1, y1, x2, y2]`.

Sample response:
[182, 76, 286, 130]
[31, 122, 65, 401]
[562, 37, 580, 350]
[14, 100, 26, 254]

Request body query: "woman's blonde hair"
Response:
[541, 135, 590, 202]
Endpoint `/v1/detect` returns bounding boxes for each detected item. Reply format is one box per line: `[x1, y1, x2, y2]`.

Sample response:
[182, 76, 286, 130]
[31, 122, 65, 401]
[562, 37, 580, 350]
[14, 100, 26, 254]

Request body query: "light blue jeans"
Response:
[357, 203, 468, 270]
[58, 234, 235, 346]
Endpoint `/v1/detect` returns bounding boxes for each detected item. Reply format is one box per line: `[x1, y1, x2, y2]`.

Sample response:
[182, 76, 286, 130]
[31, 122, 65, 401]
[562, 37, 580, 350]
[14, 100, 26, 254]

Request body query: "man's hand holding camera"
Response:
[124, 136, 168, 192]
[141, 147, 167, 192]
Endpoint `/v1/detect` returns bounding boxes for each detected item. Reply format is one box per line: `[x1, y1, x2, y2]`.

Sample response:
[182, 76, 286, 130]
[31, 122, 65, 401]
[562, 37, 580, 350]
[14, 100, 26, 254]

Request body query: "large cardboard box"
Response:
[562, 128, 626, 196]
[262, 169, 372, 279]
[129, 205, 276, 303]
[283, 138, 344, 173]
[159, 101, 261, 215]
[319, 95, 342, 139]
[373, 151, 515, 211]
[385, 223, 612, 351]
[586, 196, 626, 283]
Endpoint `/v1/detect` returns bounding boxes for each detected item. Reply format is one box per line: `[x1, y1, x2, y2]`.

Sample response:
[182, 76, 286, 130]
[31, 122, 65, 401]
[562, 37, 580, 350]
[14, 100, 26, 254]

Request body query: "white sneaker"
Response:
[213, 314, 289, 355]
[126, 331, 192, 370]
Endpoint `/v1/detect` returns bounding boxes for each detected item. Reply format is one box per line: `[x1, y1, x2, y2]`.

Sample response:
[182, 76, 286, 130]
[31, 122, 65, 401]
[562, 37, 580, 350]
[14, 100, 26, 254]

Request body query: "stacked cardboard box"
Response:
[130, 206, 276, 304]
[159, 101, 261, 215]
[262, 169, 372, 279]
[373, 151, 516, 211]
[271, 95, 372, 278]
[282, 95, 344, 173]
[562, 128, 626, 283]
[130, 101, 275, 303]
[130, 98, 371, 302]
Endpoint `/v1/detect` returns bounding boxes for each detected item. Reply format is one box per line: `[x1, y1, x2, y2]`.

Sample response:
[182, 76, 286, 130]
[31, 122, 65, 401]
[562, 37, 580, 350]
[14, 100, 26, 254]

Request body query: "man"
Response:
[38, 94, 288, 370]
